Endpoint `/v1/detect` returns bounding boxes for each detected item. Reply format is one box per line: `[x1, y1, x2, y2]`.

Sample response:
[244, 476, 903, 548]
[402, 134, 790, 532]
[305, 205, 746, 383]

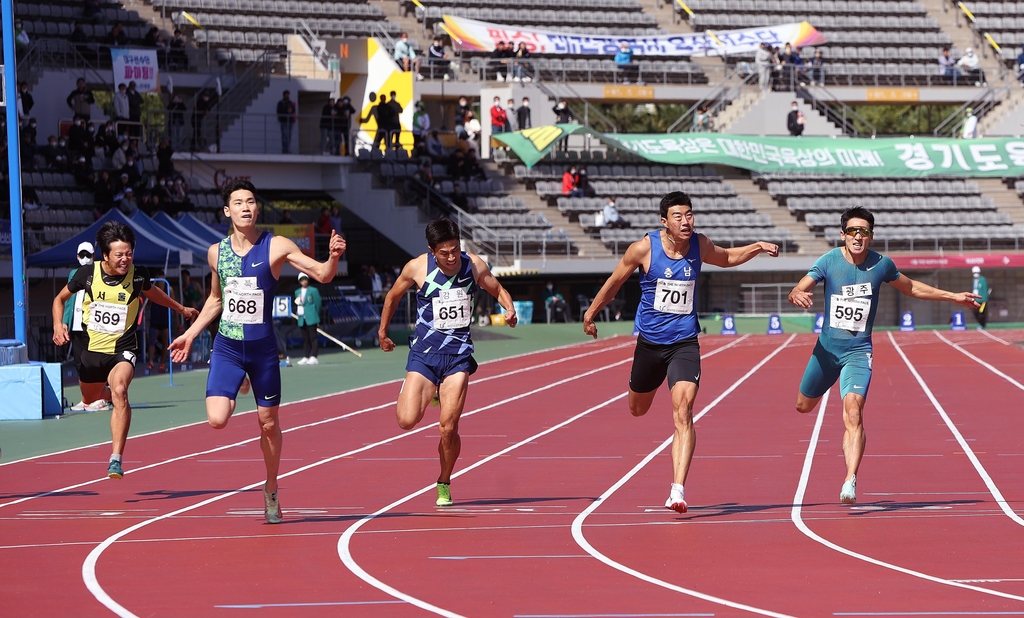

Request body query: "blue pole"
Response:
[2, 0, 28, 344]
[152, 278, 177, 387]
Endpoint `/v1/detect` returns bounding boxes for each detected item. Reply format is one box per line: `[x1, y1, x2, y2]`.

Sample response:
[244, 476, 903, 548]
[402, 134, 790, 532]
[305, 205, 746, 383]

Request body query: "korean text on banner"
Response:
[110, 48, 160, 92]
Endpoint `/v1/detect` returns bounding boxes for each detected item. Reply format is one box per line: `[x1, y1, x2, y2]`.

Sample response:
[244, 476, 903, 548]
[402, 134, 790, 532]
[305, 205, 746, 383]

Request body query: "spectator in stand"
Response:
[167, 94, 186, 149]
[543, 281, 571, 323]
[807, 49, 825, 86]
[277, 90, 296, 154]
[67, 78, 95, 121]
[787, 101, 805, 136]
[386, 90, 404, 150]
[169, 29, 188, 70]
[453, 96, 470, 135]
[68, 117, 90, 156]
[791, 46, 806, 86]
[329, 205, 343, 236]
[578, 167, 596, 197]
[512, 42, 532, 82]
[53, 136, 71, 172]
[112, 139, 129, 170]
[72, 154, 94, 186]
[1017, 46, 1024, 86]
[99, 121, 118, 154]
[553, 101, 572, 150]
[20, 118, 37, 160]
[94, 171, 114, 210]
[70, 21, 89, 43]
[755, 42, 772, 91]
[144, 26, 164, 49]
[118, 187, 138, 215]
[17, 82, 34, 124]
[126, 81, 143, 135]
[938, 47, 958, 81]
[394, 33, 422, 79]
[464, 149, 487, 180]
[490, 97, 508, 135]
[366, 265, 384, 301]
[315, 207, 332, 235]
[113, 83, 130, 123]
[360, 92, 386, 152]
[769, 45, 783, 91]
[157, 138, 175, 176]
[426, 130, 445, 161]
[562, 165, 583, 197]
[320, 97, 337, 154]
[779, 43, 797, 89]
[192, 90, 213, 151]
[171, 176, 189, 204]
[450, 182, 469, 211]
[83, 0, 102, 20]
[956, 47, 985, 87]
[412, 101, 430, 148]
[615, 41, 639, 84]
[490, 41, 512, 81]
[14, 20, 29, 56]
[517, 97, 532, 130]
[335, 96, 356, 155]
[152, 176, 172, 202]
[504, 98, 518, 132]
[961, 107, 978, 139]
[41, 136, 61, 168]
[427, 36, 451, 80]
[104, 21, 129, 47]
[692, 105, 712, 132]
[122, 155, 141, 187]
[603, 197, 629, 229]
[294, 273, 323, 365]
[463, 110, 481, 142]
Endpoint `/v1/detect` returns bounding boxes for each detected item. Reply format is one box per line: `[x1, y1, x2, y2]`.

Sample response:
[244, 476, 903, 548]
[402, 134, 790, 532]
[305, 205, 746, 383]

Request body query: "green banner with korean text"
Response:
[492, 126, 1024, 177]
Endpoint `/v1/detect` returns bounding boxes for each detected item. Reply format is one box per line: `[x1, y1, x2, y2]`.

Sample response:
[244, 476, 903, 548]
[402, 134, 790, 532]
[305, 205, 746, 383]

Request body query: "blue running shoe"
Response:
[107, 459, 124, 479]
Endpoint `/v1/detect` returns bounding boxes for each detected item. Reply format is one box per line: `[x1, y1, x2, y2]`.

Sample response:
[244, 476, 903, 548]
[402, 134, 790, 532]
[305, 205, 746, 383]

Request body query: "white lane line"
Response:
[515, 614, 714, 618]
[834, 613, 1024, 616]
[1, 340, 637, 511]
[429, 555, 590, 560]
[976, 329, 1013, 346]
[83, 356, 635, 618]
[0, 335, 631, 469]
[933, 330, 1024, 393]
[336, 335, 756, 617]
[337, 391, 630, 618]
[792, 385, 1024, 603]
[215, 600, 405, 609]
[889, 331, 1024, 527]
[570, 334, 797, 618]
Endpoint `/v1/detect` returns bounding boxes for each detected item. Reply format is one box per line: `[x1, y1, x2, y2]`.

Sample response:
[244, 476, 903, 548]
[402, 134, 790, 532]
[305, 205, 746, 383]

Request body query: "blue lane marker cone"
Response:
[721, 315, 737, 335]
[900, 311, 915, 332]
[767, 314, 784, 335]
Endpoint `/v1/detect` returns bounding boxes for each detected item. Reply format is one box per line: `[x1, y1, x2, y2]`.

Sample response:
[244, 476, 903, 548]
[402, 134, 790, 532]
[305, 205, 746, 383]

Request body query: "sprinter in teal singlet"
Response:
[378, 218, 518, 507]
[789, 206, 979, 505]
[584, 191, 779, 513]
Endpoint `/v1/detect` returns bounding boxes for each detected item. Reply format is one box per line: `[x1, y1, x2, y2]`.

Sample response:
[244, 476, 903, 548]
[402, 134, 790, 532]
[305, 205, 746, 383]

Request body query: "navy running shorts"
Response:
[629, 335, 701, 394]
[207, 334, 281, 406]
[406, 350, 478, 386]
[799, 339, 873, 400]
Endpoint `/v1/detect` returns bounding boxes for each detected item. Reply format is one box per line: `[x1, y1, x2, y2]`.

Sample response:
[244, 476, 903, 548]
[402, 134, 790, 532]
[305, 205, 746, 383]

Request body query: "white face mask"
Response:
[78, 256, 93, 266]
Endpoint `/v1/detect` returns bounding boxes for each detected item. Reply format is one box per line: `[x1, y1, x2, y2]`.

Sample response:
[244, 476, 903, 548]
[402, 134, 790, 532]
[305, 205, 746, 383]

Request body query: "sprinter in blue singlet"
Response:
[789, 206, 979, 505]
[170, 179, 346, 523]
[378, 218, 518, 507]
[585, 191, 779, 513]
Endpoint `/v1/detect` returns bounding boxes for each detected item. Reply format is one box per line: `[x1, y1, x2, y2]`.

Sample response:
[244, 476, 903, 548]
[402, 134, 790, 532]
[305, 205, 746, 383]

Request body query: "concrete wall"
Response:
[217, 76, 336, 155]
[726, 92, 843, 137]
[985, 98, 1024, 137]
[25, 71, 107, 139]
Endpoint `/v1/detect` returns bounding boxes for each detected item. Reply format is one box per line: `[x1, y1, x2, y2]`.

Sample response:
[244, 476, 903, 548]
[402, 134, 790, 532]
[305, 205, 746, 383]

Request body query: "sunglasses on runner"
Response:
[842, 226, 873, 238]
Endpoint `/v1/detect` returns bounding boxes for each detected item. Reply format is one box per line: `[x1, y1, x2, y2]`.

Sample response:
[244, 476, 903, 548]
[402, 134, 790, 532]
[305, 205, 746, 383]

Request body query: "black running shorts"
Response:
[78, 348, 138, 384]
[629, 335, 701, 393]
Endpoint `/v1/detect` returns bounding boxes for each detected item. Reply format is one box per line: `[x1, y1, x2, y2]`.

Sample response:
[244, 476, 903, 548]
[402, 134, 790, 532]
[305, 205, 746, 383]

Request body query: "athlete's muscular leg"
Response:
[396, 371, 439, 430]
[669, 380, 699, 486]
[841, 392, 866, 482]
[257, 405, 282, 494]
[206, 396, 237, 429]
[628, 389, 658, 417]
[796, 392, 822, 414]
[437, 372, 469, 484]
[79, 382, 111, 405]
[107, 363, 136, 456]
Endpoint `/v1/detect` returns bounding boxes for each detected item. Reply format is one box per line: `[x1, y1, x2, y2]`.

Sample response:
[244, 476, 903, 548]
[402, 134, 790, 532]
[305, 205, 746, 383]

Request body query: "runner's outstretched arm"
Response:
[378, 258, 420, 352]
[169, 244, 223, 362]
[788, 275, 818, 309]
[701, 236, 779, 267]
[888, 274, 980, 308]
[277, 230, 346, 282]
[584, 237, 649, 339]
[469, 254, 516, 327]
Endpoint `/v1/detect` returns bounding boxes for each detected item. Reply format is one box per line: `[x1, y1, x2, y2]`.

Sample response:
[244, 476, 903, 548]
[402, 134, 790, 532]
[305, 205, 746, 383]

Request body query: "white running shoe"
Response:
[840, 475, 857, 504]
[264, 486, 282, 524]
[70, 401, 88, 411]
[664, 484, 687, 513]
[297, 357, 309, 365]
[306, 357, 319, 365]
[84, 399, 112, 412]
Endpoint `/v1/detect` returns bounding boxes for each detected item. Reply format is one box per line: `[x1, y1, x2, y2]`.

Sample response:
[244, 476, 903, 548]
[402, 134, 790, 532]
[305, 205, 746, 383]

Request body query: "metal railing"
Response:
[932, 83, 1012, 137]
[795, 82, 878, 138]
[666, 65, 756, 133]
[533, 79, 618, 134]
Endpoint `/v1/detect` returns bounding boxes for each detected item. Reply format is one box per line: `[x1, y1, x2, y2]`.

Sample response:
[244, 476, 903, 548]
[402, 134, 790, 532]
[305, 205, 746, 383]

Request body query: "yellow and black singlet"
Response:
[67, 262, 151, 355]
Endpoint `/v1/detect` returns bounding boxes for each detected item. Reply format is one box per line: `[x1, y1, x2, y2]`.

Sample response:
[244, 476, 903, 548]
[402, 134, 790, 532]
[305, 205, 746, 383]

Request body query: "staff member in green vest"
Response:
[971, 265, 990, 329]
[295, 272, 323, 365]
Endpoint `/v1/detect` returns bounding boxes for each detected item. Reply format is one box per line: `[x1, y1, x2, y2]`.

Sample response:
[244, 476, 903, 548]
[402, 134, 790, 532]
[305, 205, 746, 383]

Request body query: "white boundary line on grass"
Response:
[791, 374, 1024, 603]
[888, 331, 1024, 528]
[0, 335, 629, 468]
[83, 355, 637, 618]
[569, 334, 797, 618]
[334, 334, 753, 618]
[0, 339, 638, 511]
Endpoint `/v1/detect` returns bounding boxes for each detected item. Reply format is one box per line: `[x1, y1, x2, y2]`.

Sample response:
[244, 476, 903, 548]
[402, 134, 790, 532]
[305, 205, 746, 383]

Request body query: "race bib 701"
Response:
[654, 279, 694, 314]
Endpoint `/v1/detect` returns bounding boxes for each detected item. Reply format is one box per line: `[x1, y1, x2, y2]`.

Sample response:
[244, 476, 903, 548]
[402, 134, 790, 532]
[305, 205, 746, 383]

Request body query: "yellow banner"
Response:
[602, 85, 655, 99]
[866, 88, 920, 102]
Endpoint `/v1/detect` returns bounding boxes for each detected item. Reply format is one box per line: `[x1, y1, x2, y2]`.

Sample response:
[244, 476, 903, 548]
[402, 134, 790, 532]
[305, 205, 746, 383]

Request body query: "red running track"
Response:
[3, 332, 1024, 617]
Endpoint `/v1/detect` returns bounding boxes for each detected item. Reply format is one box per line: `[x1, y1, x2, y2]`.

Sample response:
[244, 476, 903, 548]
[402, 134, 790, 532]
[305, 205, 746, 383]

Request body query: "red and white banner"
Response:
[892, 254, 1024, 270]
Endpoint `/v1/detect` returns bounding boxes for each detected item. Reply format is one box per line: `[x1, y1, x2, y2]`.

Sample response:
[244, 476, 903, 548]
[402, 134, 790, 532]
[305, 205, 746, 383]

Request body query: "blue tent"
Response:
[153, 211, 220, 250]
[130, 211, 210, 258]
[176, 212, 224, 246]
[27, 209, 206, 267]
